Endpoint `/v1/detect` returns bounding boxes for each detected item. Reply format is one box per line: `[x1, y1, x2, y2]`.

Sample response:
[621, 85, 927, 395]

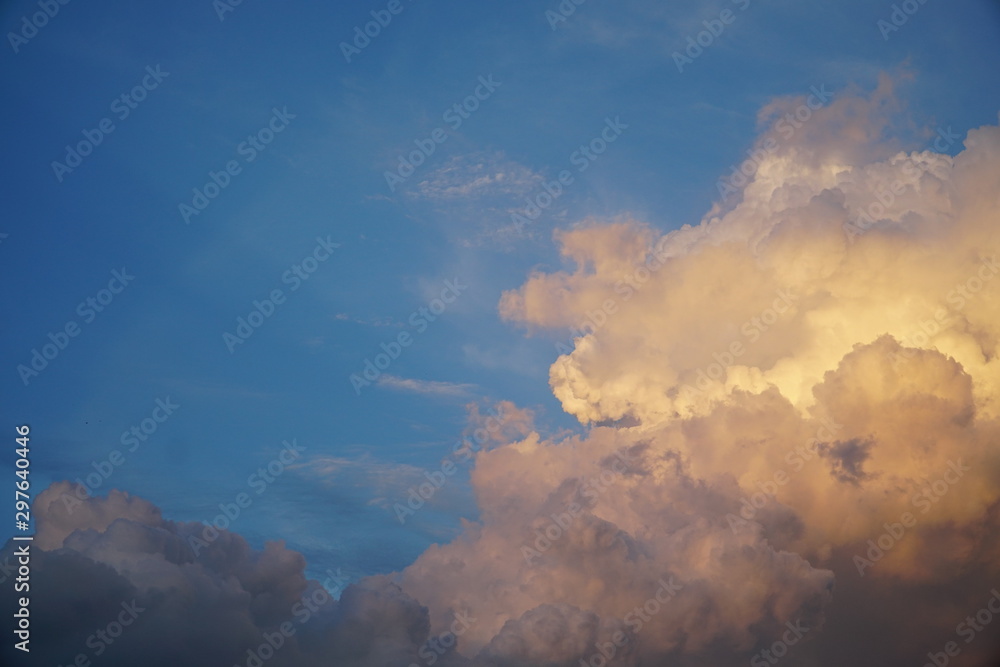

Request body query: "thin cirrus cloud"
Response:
[403, 151, 561, 247]
[412, 151, 544, 201]
[376, 374, 477, 397]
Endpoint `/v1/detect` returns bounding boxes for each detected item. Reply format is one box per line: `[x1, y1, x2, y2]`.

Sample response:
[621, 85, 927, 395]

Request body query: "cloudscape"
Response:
[2, 1, 1000, 666]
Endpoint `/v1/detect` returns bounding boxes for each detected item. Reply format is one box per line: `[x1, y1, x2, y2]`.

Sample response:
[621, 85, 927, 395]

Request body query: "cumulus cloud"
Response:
[0, 482, 477, 667]
[474, 76, 1000, 663]
[8, 78, 1000, 666]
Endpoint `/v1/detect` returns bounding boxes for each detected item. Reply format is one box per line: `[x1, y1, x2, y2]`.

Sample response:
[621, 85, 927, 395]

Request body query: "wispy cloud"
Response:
[413, 151, 543, 201]
[377, 374, 476, 397]
[296, 454, 423, 484]
[333, 312, 402, 327]
[403, 150, 569, 248]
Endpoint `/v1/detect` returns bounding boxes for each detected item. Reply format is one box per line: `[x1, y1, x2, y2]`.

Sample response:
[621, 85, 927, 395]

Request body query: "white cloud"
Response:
[413, 151, 544, 201]
[377, 374, 476, 397]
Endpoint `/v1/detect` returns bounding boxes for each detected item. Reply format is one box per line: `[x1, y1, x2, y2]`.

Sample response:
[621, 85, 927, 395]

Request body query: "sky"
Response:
[2, 0, 1000, 665]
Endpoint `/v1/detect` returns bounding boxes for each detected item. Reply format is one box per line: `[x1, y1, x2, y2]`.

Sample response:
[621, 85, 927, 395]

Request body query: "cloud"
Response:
[402, 150, 564, 247]
[466, 77, 1000, 663]
[10, 78, 1000, 667]
[0, 482, 468, 667]
[413, 151, 544, 201]
[377, 374, 476, 397]
[334, 312, 402, 327]
[403, 77, 1000, 664]
[295, 454, 424, 487]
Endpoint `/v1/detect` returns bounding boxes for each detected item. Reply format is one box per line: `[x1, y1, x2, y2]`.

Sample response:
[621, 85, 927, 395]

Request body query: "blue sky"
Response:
[3, 0, 1000, 593]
